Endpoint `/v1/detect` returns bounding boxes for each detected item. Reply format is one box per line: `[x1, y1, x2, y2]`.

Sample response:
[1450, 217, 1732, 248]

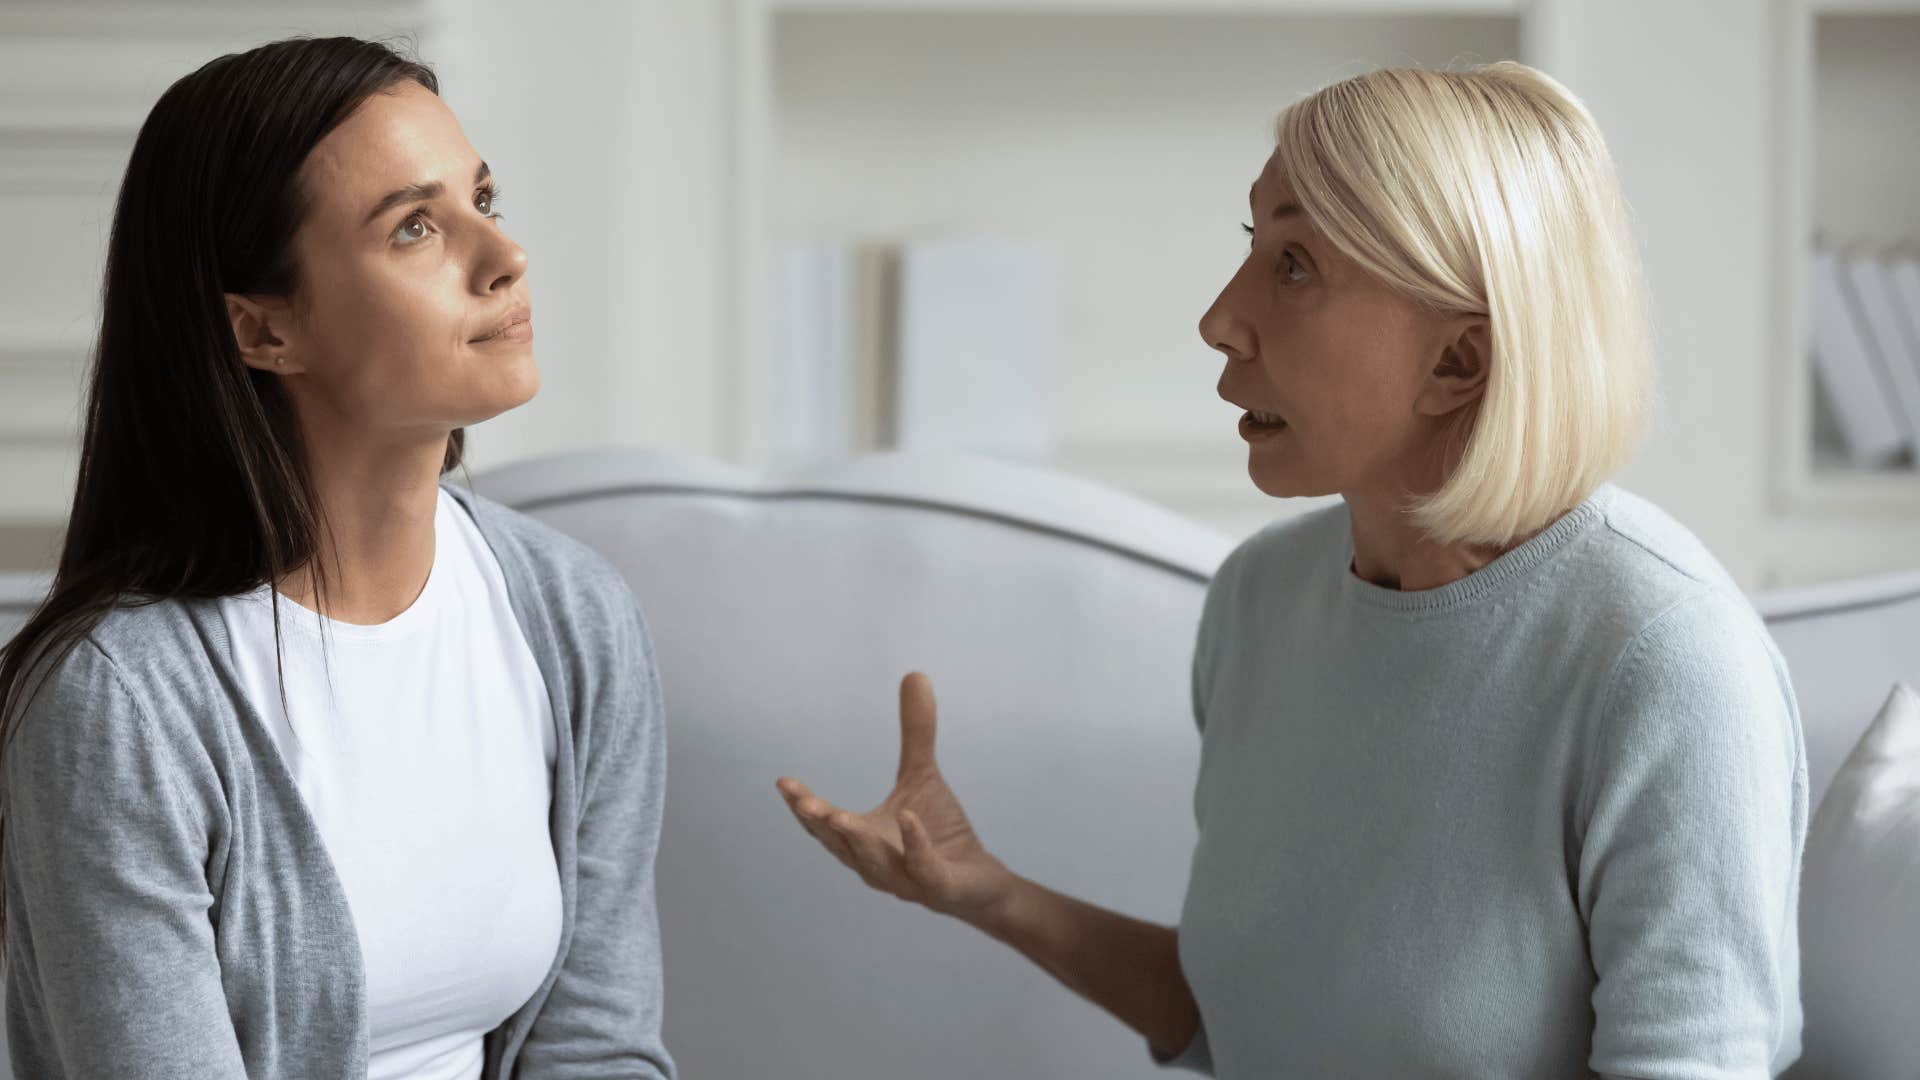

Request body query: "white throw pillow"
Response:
[1795, 682, 1920, 1079]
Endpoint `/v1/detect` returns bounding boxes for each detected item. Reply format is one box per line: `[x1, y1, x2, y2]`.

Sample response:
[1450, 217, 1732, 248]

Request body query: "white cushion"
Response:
[1795, 682, 1920, 1079]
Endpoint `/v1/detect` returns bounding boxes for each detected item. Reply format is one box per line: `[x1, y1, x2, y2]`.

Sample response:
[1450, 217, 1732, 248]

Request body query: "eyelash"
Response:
[394, 184, 506, 245]
[1242, 222, 1305, 283]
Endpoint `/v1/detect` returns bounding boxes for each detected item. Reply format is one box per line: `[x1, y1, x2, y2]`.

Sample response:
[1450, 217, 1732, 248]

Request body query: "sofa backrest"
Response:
[466, 448, 1230, 1079]
[0, 451, 1912, 1079]
[1755, 570, 1920, 811]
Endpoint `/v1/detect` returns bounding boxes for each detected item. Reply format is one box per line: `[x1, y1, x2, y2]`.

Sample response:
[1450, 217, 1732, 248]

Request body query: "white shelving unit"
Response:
[731, 0, 1524, 536]
[1772, 0, 1920, 514]
[4, 0, 1914, 585]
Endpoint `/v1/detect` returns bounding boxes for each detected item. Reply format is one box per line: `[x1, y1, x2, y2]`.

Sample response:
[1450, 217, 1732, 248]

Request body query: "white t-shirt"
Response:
[217, 486, 563, 1080]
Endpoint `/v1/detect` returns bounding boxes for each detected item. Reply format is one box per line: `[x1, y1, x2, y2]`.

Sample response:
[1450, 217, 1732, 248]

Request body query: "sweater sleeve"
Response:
[1577, 591, 1807, 1080]
[1143, 551, 1233, 1076]
[2, 638, 249, 1080]
[511, 588, 677, 1079]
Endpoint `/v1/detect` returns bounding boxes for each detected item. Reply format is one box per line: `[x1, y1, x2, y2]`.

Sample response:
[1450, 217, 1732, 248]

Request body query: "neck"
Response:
[275, 424, 451, 626]
[1338, 421, 1534, 592]
[1342, 488, 1517, 592]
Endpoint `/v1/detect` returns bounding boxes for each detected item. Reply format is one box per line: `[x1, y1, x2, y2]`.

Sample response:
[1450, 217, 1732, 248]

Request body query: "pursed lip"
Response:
[471, 304, 531, 342]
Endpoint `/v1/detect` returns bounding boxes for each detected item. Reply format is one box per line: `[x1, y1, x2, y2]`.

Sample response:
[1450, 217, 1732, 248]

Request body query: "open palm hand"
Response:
[776, 672, 1013, 919]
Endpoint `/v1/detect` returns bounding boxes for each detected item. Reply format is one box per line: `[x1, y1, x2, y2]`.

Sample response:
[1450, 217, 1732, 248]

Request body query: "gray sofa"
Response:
[0, 448, 1911, 1078]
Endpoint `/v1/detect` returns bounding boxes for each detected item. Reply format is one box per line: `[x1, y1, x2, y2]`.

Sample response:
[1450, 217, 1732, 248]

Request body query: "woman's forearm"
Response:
[960, 872, 1201, 1059]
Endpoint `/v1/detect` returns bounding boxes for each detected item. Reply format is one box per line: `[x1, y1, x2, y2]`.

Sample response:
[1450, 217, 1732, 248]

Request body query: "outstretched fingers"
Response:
[829, 810, 911, 891]
[896, 671, 940, 784]
[775, 778, 860, 867]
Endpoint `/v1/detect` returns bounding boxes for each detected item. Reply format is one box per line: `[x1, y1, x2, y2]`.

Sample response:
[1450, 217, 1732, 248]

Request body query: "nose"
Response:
[478, 225, 528, 294]
[1198, 267, 1255, 363]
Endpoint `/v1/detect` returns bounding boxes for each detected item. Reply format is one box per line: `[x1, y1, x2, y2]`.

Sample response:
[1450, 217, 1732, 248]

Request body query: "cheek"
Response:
[1254, 322, 1378, 434]
[308, 263, 466, 401]
[1264, 324, 1422, 460]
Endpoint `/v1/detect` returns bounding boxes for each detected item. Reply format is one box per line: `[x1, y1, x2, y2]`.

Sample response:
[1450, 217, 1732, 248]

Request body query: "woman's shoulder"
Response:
[5, 598, 227, 803]
[52, 596, 215, 707]
[1571, 485, 1791, 715]
[1582, 484, 1744, 597]
[1566, 485, 1767, 649]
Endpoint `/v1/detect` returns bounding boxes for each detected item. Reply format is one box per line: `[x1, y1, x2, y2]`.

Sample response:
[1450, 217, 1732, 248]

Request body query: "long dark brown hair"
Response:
[0, 36, 467, 940]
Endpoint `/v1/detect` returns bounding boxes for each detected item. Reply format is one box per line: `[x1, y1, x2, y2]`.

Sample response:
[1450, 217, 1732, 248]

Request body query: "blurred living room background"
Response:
[2, 0, 1917, 591]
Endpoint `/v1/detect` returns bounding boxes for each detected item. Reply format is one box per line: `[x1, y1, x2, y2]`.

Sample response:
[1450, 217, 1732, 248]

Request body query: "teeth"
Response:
[1250, 410, 1283, 425]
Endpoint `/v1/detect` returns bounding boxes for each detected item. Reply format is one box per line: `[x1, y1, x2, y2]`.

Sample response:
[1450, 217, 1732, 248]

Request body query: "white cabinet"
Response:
[1775, 1, 1920, 506]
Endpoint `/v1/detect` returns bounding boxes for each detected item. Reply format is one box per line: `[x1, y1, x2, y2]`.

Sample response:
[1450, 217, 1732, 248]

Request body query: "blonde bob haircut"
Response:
[1273, 61, 1654, 547]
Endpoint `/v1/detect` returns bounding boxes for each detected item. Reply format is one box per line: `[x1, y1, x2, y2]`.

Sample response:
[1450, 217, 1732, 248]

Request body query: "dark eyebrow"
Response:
[1246, 182, 1304, 221]
[363, 160, 491, 228]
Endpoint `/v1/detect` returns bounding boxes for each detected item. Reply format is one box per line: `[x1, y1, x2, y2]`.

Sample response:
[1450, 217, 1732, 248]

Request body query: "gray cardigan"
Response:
[1, 482, 675, 1079]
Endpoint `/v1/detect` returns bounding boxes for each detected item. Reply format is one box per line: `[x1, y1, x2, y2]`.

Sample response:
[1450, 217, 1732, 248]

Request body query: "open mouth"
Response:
[1239, 410, 1288, 438]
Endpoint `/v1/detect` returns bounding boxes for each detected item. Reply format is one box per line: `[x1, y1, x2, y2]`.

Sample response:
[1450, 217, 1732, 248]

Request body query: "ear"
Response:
[223, 293, 308, 375]
[1414, 317, 1490, 418]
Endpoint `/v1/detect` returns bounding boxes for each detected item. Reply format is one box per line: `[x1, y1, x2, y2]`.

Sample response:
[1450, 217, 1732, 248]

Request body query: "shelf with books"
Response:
[1807, 244, 1920, 470]
[731, 0, 1522, 533]
[1774, 3, 1920, 512]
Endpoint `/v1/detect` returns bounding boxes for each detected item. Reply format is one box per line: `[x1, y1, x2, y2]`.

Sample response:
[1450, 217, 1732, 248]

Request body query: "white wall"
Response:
[1530, 0, 1920, 588]
[0, 1, 439, 559]
[423, 0, 737, 474]
[0, 0, 742, 568]
[2, 0, 1917, 589]
[770, 10, 1521, 538]
[1813, 14, 1920, 247]
[1524, 0, 1778, 586]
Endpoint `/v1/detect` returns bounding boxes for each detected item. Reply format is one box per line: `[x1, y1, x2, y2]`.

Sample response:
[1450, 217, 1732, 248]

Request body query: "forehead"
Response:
[299, 82, 472, 220]
[1250, 150, 1300, 210]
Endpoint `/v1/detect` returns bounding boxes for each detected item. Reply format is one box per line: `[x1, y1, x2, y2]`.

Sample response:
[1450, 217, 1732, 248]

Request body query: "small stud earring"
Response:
[275, 356, 285, 366]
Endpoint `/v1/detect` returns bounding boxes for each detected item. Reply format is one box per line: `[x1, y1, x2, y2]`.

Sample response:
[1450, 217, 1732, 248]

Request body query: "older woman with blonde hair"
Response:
[778, 60, 1806, 1077]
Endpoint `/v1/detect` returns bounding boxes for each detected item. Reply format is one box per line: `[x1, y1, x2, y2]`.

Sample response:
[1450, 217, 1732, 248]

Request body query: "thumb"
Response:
[896, 671, 940, 783]
[897, 809, 943, 886]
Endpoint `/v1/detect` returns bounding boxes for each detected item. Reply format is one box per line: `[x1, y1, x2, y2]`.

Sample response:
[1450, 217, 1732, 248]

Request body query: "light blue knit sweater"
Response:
[1157, 483, 1806, 1079]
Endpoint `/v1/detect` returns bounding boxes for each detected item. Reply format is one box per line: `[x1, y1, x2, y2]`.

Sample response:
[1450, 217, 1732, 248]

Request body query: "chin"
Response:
[452, 367, 541, 429]
[1246, 458, 1334, 500]
[490, 356, 542, 412]
[1248, 469, 1298, 498]
[507, 358, 540, 407]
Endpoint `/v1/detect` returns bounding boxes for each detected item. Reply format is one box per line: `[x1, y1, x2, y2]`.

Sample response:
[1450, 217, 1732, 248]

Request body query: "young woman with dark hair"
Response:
[0, 36, 674, 1080]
